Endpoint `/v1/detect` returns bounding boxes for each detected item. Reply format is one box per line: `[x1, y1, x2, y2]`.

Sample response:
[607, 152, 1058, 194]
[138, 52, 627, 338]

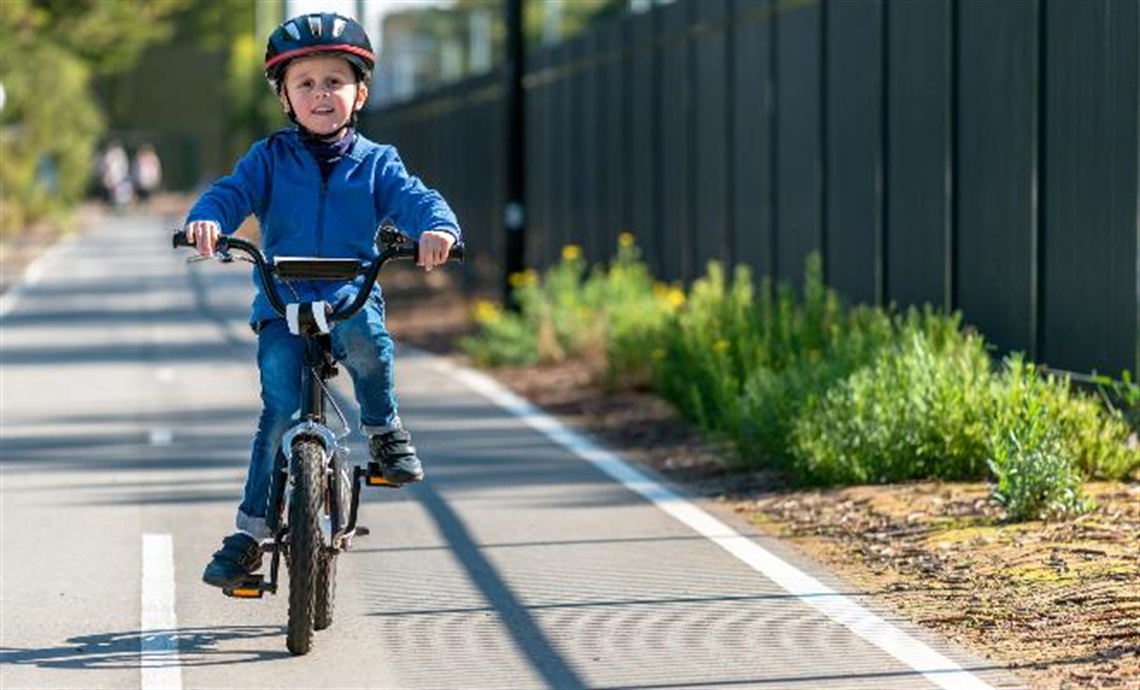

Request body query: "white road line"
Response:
[434, 359, 998, 690]
[141, 533, 182, 690]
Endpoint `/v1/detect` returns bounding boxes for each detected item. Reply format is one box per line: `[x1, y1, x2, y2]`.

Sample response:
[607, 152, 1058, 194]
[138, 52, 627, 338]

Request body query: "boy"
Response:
[184, 12, 460, 589]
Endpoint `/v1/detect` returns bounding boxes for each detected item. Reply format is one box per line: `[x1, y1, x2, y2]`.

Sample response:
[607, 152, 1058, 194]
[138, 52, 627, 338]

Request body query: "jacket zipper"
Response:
[315, 172, 327, 257]
[310, 162, 327, 301]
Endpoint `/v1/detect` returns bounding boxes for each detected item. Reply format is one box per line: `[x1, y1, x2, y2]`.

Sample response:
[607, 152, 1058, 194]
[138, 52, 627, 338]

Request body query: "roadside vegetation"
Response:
[462, 235, 1139, 522]
[0, 1, 279, 236]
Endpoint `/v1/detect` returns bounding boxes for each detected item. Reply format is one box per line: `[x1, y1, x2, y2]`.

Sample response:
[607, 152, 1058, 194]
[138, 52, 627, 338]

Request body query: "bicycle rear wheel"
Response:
[286, 439, 325, 655]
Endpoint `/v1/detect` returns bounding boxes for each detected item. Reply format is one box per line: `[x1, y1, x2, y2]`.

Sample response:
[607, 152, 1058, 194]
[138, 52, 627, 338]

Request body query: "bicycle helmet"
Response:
[264, 12, 376, 92]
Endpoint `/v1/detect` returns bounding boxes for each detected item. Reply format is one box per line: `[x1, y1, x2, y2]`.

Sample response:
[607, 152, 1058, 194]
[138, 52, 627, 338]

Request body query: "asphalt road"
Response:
[0, 212, 1025, 689]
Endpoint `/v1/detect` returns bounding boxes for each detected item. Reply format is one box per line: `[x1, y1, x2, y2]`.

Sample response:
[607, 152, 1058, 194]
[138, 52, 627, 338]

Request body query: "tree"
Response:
[0, 0, 187, 233]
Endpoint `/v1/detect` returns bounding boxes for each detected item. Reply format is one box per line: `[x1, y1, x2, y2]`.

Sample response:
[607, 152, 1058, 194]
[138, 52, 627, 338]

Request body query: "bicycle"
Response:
[173, 226, 463, 655]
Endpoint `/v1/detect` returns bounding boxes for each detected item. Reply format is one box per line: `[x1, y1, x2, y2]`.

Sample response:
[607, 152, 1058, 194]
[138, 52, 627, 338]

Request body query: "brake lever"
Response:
[183, 246, 241, 264]
[377, 224, 411, 250]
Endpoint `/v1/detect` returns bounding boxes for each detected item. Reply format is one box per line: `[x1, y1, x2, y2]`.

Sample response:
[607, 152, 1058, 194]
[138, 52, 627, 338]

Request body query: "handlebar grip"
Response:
[448, 243, 466, 264]
[172, 230, 194, 248]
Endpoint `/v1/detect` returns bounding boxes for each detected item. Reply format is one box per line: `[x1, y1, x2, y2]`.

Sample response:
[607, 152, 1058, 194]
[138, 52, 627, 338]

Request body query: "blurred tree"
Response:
[98, 0, 283, 167]
[220, 6, 285, 161]
[0, 0, 186, 234]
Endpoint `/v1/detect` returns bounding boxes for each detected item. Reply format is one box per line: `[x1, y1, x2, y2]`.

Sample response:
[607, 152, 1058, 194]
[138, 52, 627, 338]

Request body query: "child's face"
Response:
[280, 55, 369, 136]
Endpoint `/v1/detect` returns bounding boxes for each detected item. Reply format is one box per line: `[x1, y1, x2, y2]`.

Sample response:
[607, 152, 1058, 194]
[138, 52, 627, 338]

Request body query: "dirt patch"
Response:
[385, 284, 1140, 690]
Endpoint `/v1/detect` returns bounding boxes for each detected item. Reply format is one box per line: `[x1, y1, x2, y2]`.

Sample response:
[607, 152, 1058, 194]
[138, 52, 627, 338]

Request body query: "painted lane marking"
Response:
[141, 533, 182, 690]
[149, 429, 174, 446]
[433, 359, 998, 690]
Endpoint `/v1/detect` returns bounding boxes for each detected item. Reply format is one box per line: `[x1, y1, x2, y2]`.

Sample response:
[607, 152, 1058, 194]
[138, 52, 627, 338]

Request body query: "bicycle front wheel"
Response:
[286, 439, 325, 655]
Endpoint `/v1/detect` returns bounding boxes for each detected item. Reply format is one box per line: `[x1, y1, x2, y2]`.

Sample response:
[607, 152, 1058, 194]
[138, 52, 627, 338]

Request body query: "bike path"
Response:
[0, 212, 1025, 689]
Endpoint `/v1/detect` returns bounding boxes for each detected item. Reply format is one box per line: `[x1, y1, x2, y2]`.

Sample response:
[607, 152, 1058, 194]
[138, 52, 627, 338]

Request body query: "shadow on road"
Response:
[0, 625, 291, 670]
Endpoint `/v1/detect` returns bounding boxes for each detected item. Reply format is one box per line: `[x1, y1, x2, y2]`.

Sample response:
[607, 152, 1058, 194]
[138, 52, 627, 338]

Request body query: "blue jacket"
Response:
[186, 128, 461, 324]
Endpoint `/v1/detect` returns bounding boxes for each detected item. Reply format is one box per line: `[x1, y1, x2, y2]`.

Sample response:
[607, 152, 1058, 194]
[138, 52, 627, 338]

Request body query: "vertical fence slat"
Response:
[731, 0, 775, 280]
[956, 0, 1039, 356]
[694, 0, 731, 273]
[1042, 0, 1139, 375]
[525, 50, 548, 269]
[825, 0, 883, 305]
[775, 0, 823, 287]
[581, 32, 604, 262]
[659, 1, 693, 282]
[601, 20, 628, 254]
[551, 44, 571, 257]
[629, 10, 661, 274]
[885, 0, 953, 311]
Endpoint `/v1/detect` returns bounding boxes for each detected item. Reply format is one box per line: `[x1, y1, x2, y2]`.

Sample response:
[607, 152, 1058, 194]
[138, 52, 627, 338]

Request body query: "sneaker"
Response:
[369, 428, 424, 485]
[202, 532, 263, 589]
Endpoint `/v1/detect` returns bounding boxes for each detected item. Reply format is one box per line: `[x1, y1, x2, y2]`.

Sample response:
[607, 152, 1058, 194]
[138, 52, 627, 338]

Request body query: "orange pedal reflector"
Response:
[225, 587, 263, 599]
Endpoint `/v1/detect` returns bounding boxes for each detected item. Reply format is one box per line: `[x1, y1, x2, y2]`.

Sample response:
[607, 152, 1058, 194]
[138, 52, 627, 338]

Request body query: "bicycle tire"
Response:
[286, 439, 325, 655]
[314, 548, 336, 630]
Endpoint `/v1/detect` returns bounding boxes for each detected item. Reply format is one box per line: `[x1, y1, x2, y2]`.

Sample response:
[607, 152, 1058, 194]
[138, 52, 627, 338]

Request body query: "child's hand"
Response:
[418, 230, 456, 272]
[184, 220, 222, 257]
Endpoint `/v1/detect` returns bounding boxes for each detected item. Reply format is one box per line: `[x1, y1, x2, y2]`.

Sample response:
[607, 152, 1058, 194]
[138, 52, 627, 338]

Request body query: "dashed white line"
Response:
[434, 358, 998, 690]
[141, 533, 182, 690]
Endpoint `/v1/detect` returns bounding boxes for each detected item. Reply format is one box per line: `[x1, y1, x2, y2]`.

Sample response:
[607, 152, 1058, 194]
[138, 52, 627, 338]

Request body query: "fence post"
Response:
[504, 0, 527, 309]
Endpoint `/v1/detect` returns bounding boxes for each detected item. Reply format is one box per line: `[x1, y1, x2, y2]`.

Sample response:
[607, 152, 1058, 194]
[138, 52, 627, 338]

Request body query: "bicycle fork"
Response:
[223, 420, 388, 599]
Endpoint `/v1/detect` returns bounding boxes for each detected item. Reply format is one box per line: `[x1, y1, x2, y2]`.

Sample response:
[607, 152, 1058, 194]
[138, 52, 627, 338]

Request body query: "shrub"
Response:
[656, 256, 897, 471]
[993, 357, 1138, 482]
[601, 235, 680, 390]
[459, 298, 539, 367]
[788, 319, 992, 484]
[655, 261, 757, 436]
[987, 359, 1093, 520]
[461, 242, 1137, 522]
[1091, 370, 1140, 437]
[460, 233, 679, 372]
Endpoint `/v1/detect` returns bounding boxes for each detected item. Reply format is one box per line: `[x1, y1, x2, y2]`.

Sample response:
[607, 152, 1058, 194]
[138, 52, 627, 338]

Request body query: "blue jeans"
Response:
[236, 298, 399, 540]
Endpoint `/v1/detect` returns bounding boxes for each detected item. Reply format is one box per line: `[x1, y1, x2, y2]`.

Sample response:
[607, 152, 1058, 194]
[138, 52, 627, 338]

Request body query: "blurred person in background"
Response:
[97, 140, 133, 208]
[131, 143, 163, 203]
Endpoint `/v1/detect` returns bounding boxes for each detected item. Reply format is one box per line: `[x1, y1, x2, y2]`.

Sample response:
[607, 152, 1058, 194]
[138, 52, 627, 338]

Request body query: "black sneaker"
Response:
[202, 532, 263, 589]
[369, 429, 424, 485]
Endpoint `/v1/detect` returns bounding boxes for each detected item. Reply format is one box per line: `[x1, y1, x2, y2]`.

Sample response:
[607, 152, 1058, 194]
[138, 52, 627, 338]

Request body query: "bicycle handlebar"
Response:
[172, 229, 464, 324]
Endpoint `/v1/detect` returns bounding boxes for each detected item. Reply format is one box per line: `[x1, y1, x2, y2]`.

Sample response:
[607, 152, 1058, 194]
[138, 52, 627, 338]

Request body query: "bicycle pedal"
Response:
[223, 577, 266, 599]
[365, 462, 403, 488]
[353, 525, 370, 537]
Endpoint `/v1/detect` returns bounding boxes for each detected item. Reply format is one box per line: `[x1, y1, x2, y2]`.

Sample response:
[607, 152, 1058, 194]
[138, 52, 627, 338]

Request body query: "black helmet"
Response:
[264, 13, 376, 91]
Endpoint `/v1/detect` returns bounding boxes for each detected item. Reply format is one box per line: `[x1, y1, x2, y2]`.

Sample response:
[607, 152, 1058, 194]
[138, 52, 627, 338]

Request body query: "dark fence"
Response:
[361, 0, 1139, 378]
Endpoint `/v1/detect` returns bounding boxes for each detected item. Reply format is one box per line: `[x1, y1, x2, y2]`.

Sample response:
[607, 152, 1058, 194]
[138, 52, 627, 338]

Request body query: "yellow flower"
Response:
[666, 286, 686, 309]
[508, 269, 538, 288]
[714, 338, 730, 353]
[473, 299, 501, 324]
[561, 244, 582, 262]
[618, 231, 635, 248]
